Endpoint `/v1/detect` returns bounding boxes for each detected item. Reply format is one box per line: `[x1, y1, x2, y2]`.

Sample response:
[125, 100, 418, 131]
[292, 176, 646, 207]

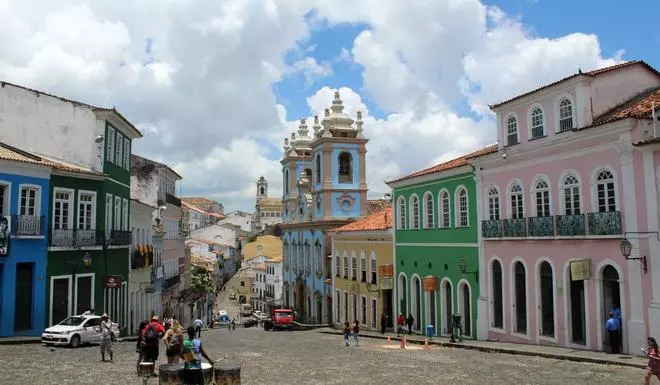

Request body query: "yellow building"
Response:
[242, 235, 282, 264]
[232, 267, 256, 306]
[331, 208, 394, 331]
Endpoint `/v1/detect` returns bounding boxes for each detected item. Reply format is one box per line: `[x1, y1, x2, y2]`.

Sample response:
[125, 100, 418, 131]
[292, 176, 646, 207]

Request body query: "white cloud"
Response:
[0, 0, 625, 211]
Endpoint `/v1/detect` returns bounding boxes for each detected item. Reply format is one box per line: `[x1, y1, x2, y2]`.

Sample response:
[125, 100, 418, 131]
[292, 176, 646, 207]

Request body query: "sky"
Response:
[1, 0, 658, 212]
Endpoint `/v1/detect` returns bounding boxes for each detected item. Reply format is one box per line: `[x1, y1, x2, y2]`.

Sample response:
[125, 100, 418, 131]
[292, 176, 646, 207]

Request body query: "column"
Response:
[643, 150, 660, 336]
[619, 143, 645, 355]
[474, 167, 489, 340]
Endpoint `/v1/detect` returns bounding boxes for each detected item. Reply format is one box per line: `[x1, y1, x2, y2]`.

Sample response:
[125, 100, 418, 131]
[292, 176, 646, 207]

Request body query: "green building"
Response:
[386, 146, 494, 338]
[46, 118, 142, 337]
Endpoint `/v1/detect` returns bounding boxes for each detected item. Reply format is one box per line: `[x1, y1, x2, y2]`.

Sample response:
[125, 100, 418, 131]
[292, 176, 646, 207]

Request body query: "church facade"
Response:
[253, 176, 284, 233]
[281, 91, 369, 324]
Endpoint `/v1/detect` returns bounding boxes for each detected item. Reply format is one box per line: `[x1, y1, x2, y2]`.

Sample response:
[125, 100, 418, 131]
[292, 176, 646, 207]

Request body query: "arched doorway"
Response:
[398, 274, 407, 315]
[602, 265, 621, 352]
[568, 266, 586, 345]
[513, 261, 527, 335]
[458, 281, 472, 337]
[412, 276, 422, 331]
[538, 261, 555, 338]
[441, 280, 453, 335]
[491, 260, 503, 329]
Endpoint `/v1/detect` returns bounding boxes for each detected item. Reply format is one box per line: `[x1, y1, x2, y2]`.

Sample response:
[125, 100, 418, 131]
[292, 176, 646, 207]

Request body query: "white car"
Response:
[41, 315, 120, 348]
[253, 311, 267, 320]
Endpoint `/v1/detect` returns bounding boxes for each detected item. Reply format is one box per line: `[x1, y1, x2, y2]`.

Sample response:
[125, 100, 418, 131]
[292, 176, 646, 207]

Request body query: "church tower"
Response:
[256, 176, 268, 201]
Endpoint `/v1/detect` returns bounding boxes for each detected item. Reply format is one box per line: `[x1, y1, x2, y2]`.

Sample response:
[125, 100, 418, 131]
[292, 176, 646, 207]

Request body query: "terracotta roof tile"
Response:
[367, 199, 392, 215]
[333, 208, 393, 232]
[593, 86, 660, 125]
[387, 144, 497, 184]
[490, 61, 660, 109]
[0, 142, 103, 177]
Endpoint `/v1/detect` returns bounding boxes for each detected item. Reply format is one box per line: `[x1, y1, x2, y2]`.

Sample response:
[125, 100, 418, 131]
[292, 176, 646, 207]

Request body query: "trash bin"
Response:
[426, 324, 434, 338]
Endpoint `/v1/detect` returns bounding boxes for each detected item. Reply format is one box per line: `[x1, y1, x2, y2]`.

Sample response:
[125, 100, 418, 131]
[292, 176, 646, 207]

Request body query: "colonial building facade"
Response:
[471, 60, 660, 354]
[281, 91, 368, 323]
[254, 176, 283, 233]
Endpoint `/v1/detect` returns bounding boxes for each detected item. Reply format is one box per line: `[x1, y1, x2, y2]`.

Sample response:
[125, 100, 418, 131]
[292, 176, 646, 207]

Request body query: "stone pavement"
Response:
[0, 327, 646, 384]
[320, 328, 648, 369]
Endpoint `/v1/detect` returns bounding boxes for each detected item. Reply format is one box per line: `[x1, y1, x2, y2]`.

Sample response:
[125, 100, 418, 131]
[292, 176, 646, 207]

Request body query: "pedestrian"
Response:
[164, 320, 183, 364]
[380, 313, 387, 334]
[142, 315, 165, 363]
[611, 303, 622, 352]
[605, 312, 621, 354]
[230, 318, 235, 331]
[406, 313, 414, 335]
[136, 320, 148, 372]
[194, 317, 203, 338]
[99, 313, 114, 362]
[343, 321, 351, 347]
[643, 337, 660, 385]
[352, 320, 360, 347]
[396, 313, 405, 336]
[180, 326, 214, 385]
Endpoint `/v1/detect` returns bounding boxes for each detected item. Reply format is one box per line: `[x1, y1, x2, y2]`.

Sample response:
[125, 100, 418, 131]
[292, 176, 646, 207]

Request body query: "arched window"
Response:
[492, 260, 503, 329]
[315, 154, 321, 183]
[534, 178, 551, 217]
[596, 170, 616, 212]
[342, 252, 349, 278]
[487, 187, 500, 220]
[562, 174, 581, 215]
[335, 254, 340, 277]
[456, 188, 468, 227]
[439, 190, 450, 227]
[530, 107, 544, 139]
[397, 197, 407, 230]
[315, 240, 322, 273]
[284, 169, 289, 195]
[360, 253, 367, 282]
[506, 116, 519, 145]
[351, 252, 357, 280]
[423, 192, 434, 228]
[305, 241, 311, 272]
[370, 252, 377, 284]
[338, 152, 353, 183]
[260, 186, 265, 195]
[559, 98, 574, 132]
[510, 183, 523, 219]
[410, 195, 420, 229]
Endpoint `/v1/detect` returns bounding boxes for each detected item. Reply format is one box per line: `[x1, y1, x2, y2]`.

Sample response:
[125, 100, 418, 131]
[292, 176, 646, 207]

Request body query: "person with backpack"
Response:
[180, 325, 214, 385]
[142, 315, 165, 363]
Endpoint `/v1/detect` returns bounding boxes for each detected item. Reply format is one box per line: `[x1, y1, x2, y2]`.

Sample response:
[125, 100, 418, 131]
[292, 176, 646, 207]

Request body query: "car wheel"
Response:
[70, 335, 81, 348]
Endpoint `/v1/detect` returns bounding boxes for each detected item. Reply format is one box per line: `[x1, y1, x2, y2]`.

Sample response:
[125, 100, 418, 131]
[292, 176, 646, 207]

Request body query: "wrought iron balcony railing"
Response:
[503, 218, 527, 237]
[528, 216, 554, 237]
[587, 211, 622, 236]
[482, 219, 503, 238]
[50, 229, 105, 247]
[556, 214, 585, 236]
[482, 211, 622, 238]
[110, 230, 132, 245]
[11, 215, 44, 236]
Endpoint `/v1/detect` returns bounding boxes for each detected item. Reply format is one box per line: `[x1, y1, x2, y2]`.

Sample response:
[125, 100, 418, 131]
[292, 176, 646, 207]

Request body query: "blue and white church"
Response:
[281, 91, 369, 323]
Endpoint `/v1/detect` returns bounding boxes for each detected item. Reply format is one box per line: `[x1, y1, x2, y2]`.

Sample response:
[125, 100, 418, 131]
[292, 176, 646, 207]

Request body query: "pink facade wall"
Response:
[590, 67, 660, 118]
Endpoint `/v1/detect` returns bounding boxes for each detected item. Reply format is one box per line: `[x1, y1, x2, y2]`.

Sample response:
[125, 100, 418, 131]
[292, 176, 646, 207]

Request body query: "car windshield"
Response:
[58, 316, 86, 326]
[275, 312, 292, 317]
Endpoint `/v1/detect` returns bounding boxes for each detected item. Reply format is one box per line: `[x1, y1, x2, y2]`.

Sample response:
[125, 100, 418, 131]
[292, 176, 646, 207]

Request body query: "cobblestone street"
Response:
[3, 328, 645, 385]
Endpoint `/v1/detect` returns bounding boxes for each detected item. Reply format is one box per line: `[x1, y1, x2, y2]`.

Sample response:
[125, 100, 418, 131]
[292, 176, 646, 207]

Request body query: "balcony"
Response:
[166, 193, 181, 207]
[50, 229, 105, 247]
[110, 230, 131, 245]
[11, 215, 44, 236]
[482, 211, 622, 239]
[163, 274, 180, 289]
[528, 216, 554, 237]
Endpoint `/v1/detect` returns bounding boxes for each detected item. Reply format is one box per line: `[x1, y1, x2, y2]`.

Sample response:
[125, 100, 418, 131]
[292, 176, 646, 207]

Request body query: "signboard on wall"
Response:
[103, 275, 122, 289]
[379, 277, 393, 290]
[570, 259, 592, 281]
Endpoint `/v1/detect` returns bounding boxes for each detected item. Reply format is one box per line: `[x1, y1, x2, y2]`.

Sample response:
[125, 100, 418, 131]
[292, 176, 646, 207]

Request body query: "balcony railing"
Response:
[166, 193, 181, 207]
[50, 229, 105, 247]
[482, 211, 622, 239]
[110, 230, 131, 245]
[11, 215, 44, 236]
[163, 274, 180, 289]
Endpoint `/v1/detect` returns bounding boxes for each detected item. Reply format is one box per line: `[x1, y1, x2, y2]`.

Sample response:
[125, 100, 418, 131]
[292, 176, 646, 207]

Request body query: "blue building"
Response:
[281, 91, 369, 323]
[0, 143, 51, 336]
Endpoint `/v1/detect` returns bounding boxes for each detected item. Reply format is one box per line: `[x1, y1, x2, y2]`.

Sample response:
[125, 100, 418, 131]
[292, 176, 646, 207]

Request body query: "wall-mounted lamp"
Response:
[619, 238, 648, 273]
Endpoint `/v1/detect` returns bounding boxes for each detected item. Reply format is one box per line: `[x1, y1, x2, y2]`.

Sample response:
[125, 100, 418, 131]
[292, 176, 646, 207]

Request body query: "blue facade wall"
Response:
[0, 172, 50, 337]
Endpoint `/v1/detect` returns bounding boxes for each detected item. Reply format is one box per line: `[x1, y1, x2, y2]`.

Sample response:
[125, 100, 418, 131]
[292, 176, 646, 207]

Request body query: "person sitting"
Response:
[180, 326, 214, 385]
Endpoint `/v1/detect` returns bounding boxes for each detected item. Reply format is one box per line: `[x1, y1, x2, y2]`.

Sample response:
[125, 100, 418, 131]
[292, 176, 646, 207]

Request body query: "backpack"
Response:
[145, 324, 159, 345]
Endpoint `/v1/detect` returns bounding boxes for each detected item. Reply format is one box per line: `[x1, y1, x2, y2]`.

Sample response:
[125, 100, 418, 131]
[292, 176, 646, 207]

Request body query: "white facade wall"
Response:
[266, 261, 283, 303]
[218, 211, 253, 233]
[190, 224, 237, 248]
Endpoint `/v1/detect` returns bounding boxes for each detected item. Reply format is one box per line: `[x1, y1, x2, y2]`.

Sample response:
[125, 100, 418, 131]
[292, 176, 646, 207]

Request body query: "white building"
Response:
[189, 224, 237, 249]
[217, 211, 253, 233]
[252, 264, 267, 311]
[265, 259, 283, 306]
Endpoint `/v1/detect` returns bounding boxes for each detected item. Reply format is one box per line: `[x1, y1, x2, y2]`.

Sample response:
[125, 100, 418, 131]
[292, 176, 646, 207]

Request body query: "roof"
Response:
[1, 80, 142, 138]
[386, 144, 497, 185]
[592, 86, 660, 125]
[254, 263, 266, 271]
[182, 201, 206, 213]
[131, 154, 182, 180]
[333, 208, 393, 233]
[490, 61, 660, 109]
[366, 199, 392, 215]
[0, 142, 102, 177]
[181, 197, 222, 207]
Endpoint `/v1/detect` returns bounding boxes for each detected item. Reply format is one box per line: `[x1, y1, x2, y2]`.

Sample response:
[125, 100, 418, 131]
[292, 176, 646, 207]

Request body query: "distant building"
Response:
[218, 210, 254, 233]
[181, 197, 224, 216]
[253, 176, 283, 233]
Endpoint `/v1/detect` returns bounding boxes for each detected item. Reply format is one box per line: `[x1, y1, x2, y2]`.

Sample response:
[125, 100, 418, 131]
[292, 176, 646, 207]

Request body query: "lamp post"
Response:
[619, 238, 648, 273]
[458, 258, 479, 282]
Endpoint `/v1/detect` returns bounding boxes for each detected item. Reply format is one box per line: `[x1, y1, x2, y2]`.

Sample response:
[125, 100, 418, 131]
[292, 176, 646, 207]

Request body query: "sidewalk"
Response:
[319, 329, 648, 369]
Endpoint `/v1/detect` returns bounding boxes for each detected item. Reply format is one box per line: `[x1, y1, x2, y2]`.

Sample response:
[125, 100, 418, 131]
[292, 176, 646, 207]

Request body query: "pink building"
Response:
[470, 61, 660, 355]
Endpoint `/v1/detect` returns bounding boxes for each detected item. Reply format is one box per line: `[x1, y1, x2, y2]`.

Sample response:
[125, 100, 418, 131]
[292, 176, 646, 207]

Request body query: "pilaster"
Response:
[474, 168, 488, 340]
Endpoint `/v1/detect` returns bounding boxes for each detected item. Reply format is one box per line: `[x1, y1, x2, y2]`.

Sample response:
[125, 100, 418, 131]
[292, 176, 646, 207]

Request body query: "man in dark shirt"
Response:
[142, 315, 165, 363]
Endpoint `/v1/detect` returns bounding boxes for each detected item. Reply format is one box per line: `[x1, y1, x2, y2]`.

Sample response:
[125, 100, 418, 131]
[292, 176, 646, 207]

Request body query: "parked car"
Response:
[252, 311, 267, 321]
[41, 314, 120, 348]
[242, 318, 258, 328]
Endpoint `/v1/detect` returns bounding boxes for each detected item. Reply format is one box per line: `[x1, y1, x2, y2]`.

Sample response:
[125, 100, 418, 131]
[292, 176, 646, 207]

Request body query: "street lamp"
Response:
[82, 252, 92, 267]
[458, 258, 478, 282]
[619, 238, 648, 273]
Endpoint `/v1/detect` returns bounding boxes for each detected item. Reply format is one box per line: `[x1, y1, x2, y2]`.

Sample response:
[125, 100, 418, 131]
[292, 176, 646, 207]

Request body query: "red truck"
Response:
[263, 308, 294, 331]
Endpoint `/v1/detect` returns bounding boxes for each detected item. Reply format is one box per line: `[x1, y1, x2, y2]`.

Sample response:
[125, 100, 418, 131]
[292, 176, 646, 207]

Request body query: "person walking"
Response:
[396, 313, 405, 337]
[180, 326, 214, 385]
[164, 320, 184, 363]
[99, 313, 114, 362]
[343, 321, 351, 347]
[605, 312, 621, 354]
[352, 320, 360, 347]
[142, 315, 165, 363]
[194, 317, 203, 338]
[136, 320, 148, 372]
[643, 337, 660, 385]
[406, 313, 414, 335]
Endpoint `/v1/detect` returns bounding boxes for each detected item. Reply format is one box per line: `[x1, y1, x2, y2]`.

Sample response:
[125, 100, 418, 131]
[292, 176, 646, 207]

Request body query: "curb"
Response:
[0, 339, 42, 345]
[318, 331, 645, 369]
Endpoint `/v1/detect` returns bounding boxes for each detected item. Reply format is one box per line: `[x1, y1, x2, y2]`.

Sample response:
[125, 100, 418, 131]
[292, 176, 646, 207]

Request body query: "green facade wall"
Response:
[393, 170, 480, 338]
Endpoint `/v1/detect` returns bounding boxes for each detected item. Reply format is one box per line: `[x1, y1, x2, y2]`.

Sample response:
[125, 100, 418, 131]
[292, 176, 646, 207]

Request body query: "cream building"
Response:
[254, 176, 283, 232]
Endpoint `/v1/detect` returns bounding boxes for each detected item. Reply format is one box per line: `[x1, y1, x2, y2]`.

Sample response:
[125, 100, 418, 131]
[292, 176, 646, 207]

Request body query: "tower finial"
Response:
[356, 111, 364, 138]
[297, 118, 309, 137]
[313, 115, 322, 137]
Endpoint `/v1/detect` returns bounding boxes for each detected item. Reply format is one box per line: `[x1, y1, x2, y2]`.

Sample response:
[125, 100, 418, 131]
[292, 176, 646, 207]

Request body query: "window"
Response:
[338, 152, 353, 183]
[360, 255, 366, 282]
[78, 191, 96, 230]
[114, 196, 121, 230]
[107, 126, 115, 163]
[530, 107, 544, 138]
[305, 242, 311, 272]
[343, 254, 348, 278]
[534, 179, 551, 217]
[19, 186, 39, 216]
[105, 194, 113, 231]
[410, 195, 420, 229]
[122, 199, 129, 231]
[397, 197, 407, 230]
[596, 170, 616, 212]
[0, 183, 8, 216]
[559, 98, 573, 132]
[53, 189, 73, 230]
[370, 255, 377, 285]
[124, 138, 131, 170]
[351, 253, 357, 280]
[457, 188, 468, 227]
[240, 281, 245, 287]
[423, 192, 434, 228]
[361, 296, 367, 325]
[506, 116, 518, 145]
[439, 190, 450, 227]
[115, 132, 123, 167]
[563, 175, 581, 215]
[510, 183, 523, 219]
[487, 187, 500, 220]
[284, 170, 289, 196]
[315, 242, 322, 272]
[315, 154, 321, 183]
[371, 298, 377, 329]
